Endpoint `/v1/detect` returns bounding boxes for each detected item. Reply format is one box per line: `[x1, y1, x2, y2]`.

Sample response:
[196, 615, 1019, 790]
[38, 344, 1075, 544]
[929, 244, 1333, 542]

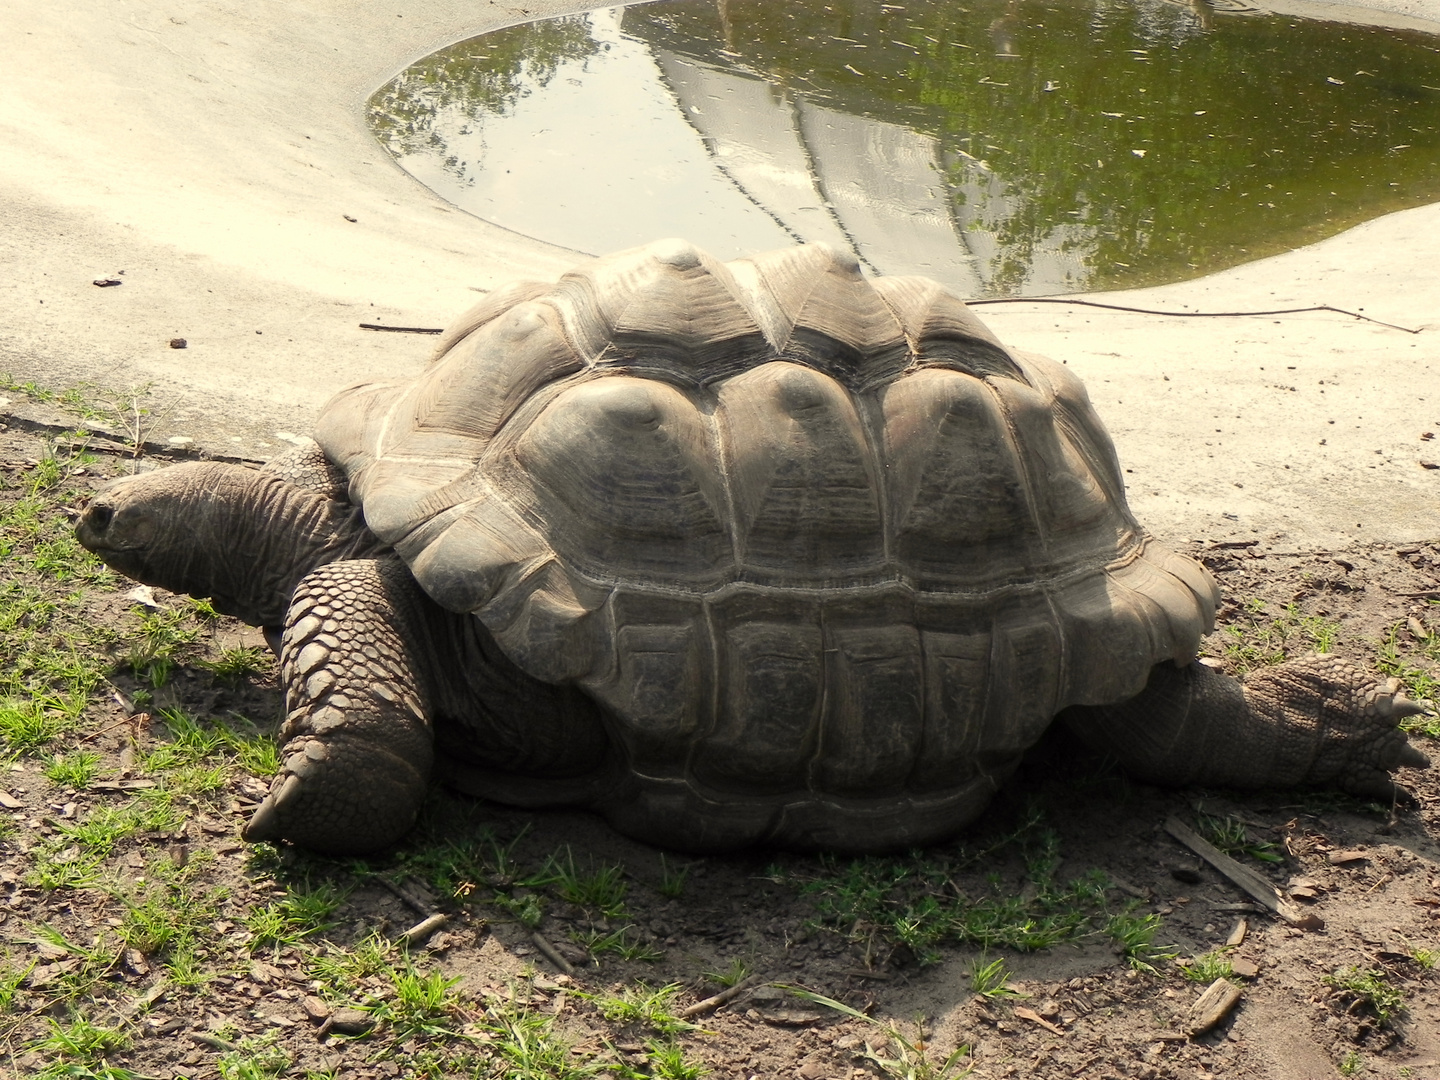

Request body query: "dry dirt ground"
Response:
[0, 388, 1437, 1080]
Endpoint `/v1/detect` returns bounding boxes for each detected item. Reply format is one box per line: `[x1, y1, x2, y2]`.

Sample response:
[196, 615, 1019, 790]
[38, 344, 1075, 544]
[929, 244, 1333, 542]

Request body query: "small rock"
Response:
[301, 996, 331, 1022]
[327, 1008, 374, 1035]
[1229, 958, 1259, 979]
[167, 436, 195, 448]
[0, 791, 22, 809]
[1327, 850, 1368, 865]
[122, 949, 150, 977]
[169, 338, 187, 349]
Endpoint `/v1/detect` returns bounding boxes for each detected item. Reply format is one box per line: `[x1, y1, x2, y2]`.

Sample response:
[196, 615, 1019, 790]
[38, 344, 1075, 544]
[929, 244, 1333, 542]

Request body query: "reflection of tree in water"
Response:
[622, 0, 1440, 294]
[368, 17, 599, 180]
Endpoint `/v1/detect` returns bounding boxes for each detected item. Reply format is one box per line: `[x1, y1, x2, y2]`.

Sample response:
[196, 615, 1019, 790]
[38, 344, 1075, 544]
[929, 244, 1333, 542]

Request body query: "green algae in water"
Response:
[369, 0, 1440, 296]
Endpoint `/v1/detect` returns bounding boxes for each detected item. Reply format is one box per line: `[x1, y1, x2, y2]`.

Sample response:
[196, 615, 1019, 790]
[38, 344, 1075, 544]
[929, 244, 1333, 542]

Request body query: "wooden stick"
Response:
[397, 913, 449, 947]
[358, 323, 443, 334]
[1164, 816, 1321, 929]
[678, 974, 763, 1019]
[1186, 978, 1243, 1037]
[531, 932, 576, 976]
[377, 876, 432, 919]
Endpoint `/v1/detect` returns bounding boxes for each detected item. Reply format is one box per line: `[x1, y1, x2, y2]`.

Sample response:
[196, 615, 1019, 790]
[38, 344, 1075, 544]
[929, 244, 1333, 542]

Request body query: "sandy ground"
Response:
[2, 0, 1438, 551]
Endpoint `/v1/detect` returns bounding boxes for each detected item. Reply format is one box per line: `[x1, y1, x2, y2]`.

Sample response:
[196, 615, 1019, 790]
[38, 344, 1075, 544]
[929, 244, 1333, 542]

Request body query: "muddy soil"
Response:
[1, 399, 1437, 1080]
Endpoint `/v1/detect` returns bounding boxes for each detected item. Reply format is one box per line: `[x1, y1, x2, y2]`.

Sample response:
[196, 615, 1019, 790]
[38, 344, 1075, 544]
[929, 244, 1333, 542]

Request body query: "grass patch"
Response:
[582, 983, 698, 1036]
[32, 1014, 131, 1065]
[573, 924, 664, 964]
[218, 1032, 292, 1080]
[1323, 966, 1406, 1026]
[787, 817, 1111, 965]
[1197, 814, 1283, 864]
[543, 846, 629, 918]
[969, 956, 1026, 999]
[480, 996, 609, 1080]
[1105, 910, 1179, 974]
[1377, 620, 1440, 739]
[245, 880, 347, 954]
[1213, 600, 1341, 674]
[43, 748, 102, 789]
[366, 968, 466, 1039]
[790, 987, 973, 1080]
[657, 852, 689, 899]
[1182, 950, 1234, 983]
[702, 959, 751, 989]
[198, 645, 273, 685]
[645, 1039, 709, 1080]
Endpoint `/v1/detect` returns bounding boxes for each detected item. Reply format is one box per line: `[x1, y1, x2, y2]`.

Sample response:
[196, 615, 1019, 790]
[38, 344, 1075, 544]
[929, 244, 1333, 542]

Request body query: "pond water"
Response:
[369, 0, 1440, 296]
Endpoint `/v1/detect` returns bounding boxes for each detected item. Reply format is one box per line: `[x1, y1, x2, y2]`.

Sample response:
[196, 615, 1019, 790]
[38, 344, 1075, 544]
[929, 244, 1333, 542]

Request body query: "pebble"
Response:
[327, 1008, 373, 1035]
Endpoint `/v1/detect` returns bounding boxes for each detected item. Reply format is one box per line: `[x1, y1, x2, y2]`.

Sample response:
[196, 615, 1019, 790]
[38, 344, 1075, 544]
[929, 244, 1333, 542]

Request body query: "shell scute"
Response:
[746, 244, 913, 389]
[717, 363, 885, 581]
[697, 618, 824, 794]
[550, 241, 773, 384]
[817, 623, 926, 796]
[871, 275, 1024, 382]
[881, 368, 1039, 584]
[503, 376, 731, 586]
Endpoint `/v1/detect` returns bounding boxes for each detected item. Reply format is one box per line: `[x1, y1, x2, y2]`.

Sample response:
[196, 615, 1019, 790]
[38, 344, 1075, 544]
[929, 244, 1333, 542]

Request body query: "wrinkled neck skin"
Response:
[80, 463, 387, 626]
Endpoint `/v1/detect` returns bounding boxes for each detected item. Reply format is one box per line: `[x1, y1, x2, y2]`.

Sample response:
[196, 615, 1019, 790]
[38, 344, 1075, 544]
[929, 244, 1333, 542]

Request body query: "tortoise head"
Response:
[77, 461, 342, 626]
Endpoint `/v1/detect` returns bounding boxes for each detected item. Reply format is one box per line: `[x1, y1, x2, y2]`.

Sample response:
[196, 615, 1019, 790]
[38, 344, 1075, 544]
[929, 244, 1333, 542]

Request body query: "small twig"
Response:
[397, 913, 449, 947]
[1164, 816, 1320, 929]
[531, 932, 576, 976]
[358, 323, 444, 334]
[376, 877, 433, 919]
[92, 779, 157, 791]
[79, 716, 143, 743]
[966, 297, 1422, 334]
[79, 696, 148, 748]
[188, 1032, 238, 1052]
[838, 968, 892, 981]
[122, 979, 168, 1017]
[678, 974, 763, 1019]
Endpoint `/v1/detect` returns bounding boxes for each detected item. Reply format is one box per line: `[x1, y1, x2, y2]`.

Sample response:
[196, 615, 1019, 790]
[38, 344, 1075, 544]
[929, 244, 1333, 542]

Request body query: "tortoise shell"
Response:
[314, 240, 1218, 848]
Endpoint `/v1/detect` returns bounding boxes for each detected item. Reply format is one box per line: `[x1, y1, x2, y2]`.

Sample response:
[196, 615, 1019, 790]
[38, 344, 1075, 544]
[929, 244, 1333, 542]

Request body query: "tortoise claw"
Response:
[1396, 742, 1432, 770]
[243, 773, 303, 843]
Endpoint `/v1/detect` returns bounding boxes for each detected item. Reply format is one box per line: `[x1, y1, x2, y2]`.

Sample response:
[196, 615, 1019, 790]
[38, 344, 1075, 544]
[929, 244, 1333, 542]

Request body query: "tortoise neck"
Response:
[178, 466, 386, 626]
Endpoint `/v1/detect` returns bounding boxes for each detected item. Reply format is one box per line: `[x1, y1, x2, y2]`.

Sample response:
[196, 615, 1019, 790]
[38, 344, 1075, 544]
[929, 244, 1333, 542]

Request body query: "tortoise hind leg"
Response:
[1061, 655, 1430, 800]
[244, 558, 434, 854]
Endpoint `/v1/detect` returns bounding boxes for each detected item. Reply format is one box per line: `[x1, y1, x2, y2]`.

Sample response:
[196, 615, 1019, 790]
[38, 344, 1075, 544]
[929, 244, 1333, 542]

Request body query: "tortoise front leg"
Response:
[1062, 655, 1431, 800]
[244, 558, 435, 854]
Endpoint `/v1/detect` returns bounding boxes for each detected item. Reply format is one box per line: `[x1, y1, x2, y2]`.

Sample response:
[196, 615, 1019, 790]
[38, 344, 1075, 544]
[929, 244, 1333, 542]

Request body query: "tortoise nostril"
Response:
[87, 503, 114, 531]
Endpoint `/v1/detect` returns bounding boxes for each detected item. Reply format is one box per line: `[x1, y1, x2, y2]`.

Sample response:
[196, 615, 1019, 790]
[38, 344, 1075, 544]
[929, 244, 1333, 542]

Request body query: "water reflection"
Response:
[368, 0, 1440, 296]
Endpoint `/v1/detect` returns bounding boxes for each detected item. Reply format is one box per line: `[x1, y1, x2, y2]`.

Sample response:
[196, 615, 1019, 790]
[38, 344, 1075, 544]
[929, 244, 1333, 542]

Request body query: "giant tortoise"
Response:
[76, 240, 1431, 854]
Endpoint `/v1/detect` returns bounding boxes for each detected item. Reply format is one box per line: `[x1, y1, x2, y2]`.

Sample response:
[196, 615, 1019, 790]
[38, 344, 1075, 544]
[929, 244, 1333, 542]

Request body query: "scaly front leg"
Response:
[244, 558, 436, 854]
[1062, 655, 1432, 800]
